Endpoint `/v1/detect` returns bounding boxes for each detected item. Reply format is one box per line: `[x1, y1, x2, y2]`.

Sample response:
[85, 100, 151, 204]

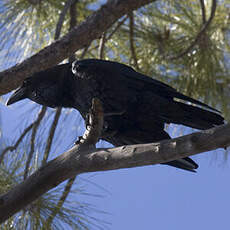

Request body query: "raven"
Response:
[7, 59, 224, 172]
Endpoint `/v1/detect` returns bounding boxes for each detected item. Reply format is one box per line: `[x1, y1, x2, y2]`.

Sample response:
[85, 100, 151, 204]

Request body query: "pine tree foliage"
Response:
[0, 0, 93, 68]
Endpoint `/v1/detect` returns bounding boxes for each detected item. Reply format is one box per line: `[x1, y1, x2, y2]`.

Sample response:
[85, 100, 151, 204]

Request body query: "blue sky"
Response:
[84, 156, 230, 230]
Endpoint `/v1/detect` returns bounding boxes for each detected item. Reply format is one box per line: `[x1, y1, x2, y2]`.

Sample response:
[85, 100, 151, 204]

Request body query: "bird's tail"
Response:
[169, 101, 224, 130]
[162, 157, 198, 172]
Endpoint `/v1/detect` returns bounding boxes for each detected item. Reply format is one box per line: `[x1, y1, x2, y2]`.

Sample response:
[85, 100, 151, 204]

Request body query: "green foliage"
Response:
[0, 0, 94, 67]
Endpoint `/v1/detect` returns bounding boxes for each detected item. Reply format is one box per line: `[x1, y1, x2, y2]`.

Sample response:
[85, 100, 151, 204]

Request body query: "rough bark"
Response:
[0, 122, 229, 223]
[0, 0, 156, 96]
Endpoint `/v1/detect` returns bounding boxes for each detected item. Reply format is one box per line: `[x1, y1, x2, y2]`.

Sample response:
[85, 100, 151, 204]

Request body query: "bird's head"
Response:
[7, 64, 73, 108]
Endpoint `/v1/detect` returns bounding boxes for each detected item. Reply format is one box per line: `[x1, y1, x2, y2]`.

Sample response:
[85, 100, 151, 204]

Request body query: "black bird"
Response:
[7, 59, 224, 172]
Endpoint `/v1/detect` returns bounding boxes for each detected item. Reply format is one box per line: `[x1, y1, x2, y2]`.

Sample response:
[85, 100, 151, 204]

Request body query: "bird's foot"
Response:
[75, 136, 83, 145]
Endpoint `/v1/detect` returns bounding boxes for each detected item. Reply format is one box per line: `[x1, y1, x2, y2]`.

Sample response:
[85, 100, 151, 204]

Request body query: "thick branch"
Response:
[0, 122, 230, 223]
[0, 0, 155, 96]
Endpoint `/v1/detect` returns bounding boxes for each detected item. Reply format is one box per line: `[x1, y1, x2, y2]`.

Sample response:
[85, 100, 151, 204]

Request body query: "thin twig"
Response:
[0, 123, 33, 164]
[45, 177, 76, 228]
[55, 0, 77, 40]
[169, 0, 216, 60]
[69, 1, 77, 29]
[88, 16, 128, 53]
[108, 16, 128, 40]
[69, 0, 78, 62]
[128, 12, 139, 70]
[24, 106, 47, 180]
[199, 0, 207, 24]
[0, 107, 48, 164]
[98, 32, 106, 59]
[42, 108, 62, 165]
[80, 45, 90, 59]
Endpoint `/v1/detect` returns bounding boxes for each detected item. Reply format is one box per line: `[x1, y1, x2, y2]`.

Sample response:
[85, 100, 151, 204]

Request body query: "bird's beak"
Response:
[6, 87, 27, 106]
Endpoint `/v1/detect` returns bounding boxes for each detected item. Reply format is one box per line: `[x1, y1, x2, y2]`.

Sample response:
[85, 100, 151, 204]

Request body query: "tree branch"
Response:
[129, 12, 139, 70]
[42, 108, 62, 165]
[24, 106, 47, 180]
[68, 0, 78, 62]
[55, 0, 77, 40]
[88, 16, 128, 53]
[98, 32, 106, 59]
[199, 0, 207, 24]
[0, 0, 156, 96]
[45, 177, 76, 228]
[0, 119, 229, 222]
[0, 124, 33, 164]
[0, 106, 47, 164]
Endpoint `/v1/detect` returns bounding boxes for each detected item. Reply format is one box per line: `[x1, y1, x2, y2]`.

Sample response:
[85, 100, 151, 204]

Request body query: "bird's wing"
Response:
[118, 63, 220, 113]
[74, 59, 220, 113]
[73, 59, 224, 130]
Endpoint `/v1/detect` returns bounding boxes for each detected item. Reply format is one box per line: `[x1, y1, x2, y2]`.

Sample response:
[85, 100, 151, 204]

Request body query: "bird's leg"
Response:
[75, 98, 104, 145]
[75, 111, 92, 144]
[84, 112, 91, 127]
[76, 110, 124, 144]
[100, 110, 125, 138]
